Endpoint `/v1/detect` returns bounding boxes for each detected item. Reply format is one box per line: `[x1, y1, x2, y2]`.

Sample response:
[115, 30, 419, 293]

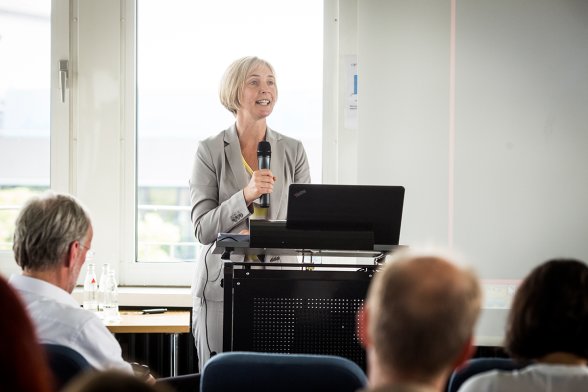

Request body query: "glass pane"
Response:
[0, 2, 51, 251]
[136, 0, 323, 262]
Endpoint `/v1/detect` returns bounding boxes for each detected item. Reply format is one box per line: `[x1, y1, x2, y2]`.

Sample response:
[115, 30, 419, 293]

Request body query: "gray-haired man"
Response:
[9, 192, 132, 372]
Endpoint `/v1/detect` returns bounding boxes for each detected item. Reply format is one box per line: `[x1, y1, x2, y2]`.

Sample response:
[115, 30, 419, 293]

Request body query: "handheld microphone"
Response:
[257, 141, 271, 208]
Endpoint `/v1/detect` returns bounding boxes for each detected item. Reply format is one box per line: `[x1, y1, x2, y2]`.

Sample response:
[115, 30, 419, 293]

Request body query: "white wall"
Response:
[355, 0, 588, 342]
[358, 0, 450, 246]
[454, 0, 588, 279]
[323, 0, 360, 184]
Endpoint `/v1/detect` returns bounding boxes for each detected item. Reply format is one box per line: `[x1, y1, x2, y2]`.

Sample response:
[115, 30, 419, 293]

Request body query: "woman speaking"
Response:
[189, 56, 311, 369]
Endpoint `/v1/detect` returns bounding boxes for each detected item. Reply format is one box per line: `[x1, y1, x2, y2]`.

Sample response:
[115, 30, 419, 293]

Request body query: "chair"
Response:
[447, 357, 528, 392]
[200, 352, 367, 392]
[43, 344, 92, 390]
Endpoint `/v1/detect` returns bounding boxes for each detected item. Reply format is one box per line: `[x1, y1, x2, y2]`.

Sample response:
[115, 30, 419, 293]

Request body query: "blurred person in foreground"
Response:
[189, 56, 310, 369]
[358, 249, 482, 392]
[0, 274, 54, 392]
[459, 258, 588, 392]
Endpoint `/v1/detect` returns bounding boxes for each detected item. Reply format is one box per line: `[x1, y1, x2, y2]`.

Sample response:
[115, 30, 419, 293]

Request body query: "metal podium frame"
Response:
[222, 262, 378, 370]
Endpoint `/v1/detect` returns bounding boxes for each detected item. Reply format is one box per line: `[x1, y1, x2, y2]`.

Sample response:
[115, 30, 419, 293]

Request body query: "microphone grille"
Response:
[257, 141, 271, 156]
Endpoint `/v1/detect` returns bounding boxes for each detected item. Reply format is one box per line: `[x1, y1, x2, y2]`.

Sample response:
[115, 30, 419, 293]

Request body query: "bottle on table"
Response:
[83, 263, 98, 311]
[102, 268, 120, 323]
[98, 263, 110, 312]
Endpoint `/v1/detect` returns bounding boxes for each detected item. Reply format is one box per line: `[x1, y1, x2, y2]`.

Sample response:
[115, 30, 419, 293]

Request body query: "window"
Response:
[0, 2, 51, 252]
[0, 1, 324, 285]
[135, 0, 323, 263]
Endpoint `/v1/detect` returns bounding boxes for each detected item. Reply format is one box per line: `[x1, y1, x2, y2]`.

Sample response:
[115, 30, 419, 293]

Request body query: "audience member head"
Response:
[0, 275, 54, 392]
[505, 258, 588, 361]
[359, 248, 482, 389]
[219, 56, 277, 115]
[62, 370, 172, 392]
[13, 192, 93, 293]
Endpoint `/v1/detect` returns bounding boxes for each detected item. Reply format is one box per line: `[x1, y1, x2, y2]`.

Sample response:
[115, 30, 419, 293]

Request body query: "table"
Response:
[105, 310, 190, 376]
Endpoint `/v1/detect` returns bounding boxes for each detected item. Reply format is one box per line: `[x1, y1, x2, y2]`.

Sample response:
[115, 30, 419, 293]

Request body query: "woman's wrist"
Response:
[243, 189, 255, 207]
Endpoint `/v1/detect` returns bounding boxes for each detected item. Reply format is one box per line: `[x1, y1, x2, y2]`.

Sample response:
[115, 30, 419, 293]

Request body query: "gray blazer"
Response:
[189, 124, 311, 300]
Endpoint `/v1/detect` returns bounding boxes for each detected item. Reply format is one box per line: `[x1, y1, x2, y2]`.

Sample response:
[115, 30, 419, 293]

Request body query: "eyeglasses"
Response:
[80, 243, 96, 259]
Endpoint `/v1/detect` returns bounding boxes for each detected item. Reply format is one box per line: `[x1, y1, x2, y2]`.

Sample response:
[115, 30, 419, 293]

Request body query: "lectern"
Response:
[222, 262, 377, 370]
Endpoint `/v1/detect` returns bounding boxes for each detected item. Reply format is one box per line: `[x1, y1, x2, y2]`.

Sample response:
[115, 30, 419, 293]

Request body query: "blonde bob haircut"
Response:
[219, 56, 277, 116]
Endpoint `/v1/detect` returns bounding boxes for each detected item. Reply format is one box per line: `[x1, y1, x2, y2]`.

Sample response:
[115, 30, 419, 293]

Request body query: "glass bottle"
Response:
[98, 263, 110, 312]
[83, 263, 98, 311]
[102, 269, 120, 322]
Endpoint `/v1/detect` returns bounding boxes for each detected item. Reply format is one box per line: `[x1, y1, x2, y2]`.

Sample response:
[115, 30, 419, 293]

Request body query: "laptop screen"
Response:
[286, 184, 405, 247]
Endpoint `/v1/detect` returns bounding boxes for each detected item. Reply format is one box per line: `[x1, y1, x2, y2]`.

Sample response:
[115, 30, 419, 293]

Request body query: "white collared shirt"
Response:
[10, 274, 132, 373]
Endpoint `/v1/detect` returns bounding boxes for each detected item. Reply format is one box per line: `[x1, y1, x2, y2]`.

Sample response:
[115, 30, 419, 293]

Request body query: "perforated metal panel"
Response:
[292, 298, 364, 362]
[252, 297, 301, 352]
[223, 264, 374, 370]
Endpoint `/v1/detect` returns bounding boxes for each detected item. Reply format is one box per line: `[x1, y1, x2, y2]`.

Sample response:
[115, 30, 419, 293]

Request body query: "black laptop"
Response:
[286, 184, 405, 251]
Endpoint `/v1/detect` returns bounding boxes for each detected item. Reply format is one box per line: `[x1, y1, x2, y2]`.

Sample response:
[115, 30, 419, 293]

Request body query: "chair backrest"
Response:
[200, 352, 367, 392]
[43, 343, 92, 390]
[447, 357, 527, 392]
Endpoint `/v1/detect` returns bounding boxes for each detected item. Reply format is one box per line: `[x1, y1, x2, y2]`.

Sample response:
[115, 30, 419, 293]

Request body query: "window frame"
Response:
[119, 0, 195, 285]
[57, 0, 195, 287]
